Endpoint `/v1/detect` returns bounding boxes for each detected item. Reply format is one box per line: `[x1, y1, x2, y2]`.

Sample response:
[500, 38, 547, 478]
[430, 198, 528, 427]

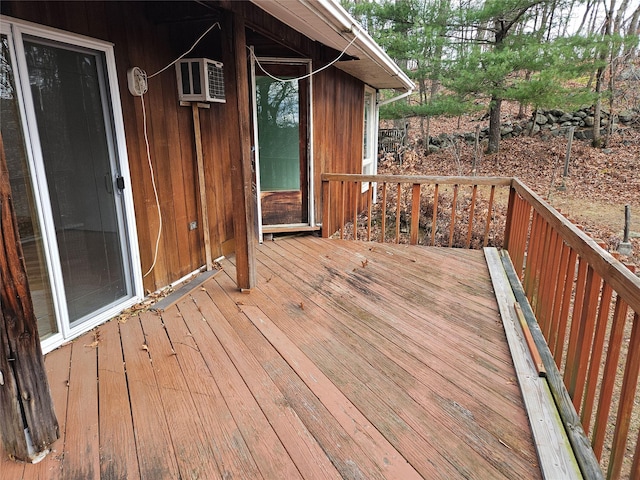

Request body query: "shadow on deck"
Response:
[1, 237, 542, 479]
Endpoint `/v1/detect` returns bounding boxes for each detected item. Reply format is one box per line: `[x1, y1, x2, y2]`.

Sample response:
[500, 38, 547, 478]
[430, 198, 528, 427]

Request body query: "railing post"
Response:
[410, 184, 421, 245]
[321, 179, 330, 238]
[503, 184, 517, 251]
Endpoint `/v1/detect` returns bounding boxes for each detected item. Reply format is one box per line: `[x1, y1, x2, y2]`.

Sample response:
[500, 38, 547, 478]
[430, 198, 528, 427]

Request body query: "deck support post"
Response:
[227, 10, 257, 290]
[0, 134, 58, 462]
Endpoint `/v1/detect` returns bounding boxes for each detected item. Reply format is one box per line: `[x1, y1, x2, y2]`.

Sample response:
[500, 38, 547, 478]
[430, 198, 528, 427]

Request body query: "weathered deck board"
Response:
[1, 238, 542, 479]
[97, 319, 139, 480]
[61, 331, 99, 479]
[119, 316, 180, 479]
[162, 300, 265, 480]
[223, 252, 535, 477]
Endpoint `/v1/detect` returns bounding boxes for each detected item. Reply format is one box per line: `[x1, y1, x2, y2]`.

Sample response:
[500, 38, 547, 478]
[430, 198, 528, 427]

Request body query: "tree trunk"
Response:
[593, 66, 604, 147]
[0, 133, 58, 462]
[487, 96, 502, 153]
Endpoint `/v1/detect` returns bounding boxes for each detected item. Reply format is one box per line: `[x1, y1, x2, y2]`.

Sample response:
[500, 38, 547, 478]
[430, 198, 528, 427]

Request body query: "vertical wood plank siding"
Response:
[314, 69, 365, 230]
[2, 1, 369, 291]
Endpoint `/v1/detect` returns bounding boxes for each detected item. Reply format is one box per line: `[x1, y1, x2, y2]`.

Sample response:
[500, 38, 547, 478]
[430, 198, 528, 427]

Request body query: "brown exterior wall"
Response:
[2, 1, 368, 291]
[314, 68, 365, 231]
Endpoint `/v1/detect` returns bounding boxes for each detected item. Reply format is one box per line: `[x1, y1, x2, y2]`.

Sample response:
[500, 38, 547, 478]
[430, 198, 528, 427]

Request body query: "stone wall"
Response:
[426, 106, 639, 151]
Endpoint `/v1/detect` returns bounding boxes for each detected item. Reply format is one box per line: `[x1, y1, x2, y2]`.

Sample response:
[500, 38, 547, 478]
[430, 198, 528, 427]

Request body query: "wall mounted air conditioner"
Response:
[176, 58, 225, 103]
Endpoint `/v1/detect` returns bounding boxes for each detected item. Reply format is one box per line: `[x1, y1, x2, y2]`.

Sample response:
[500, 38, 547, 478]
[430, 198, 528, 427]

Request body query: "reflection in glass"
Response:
[256, 76, 300, 191]
[1, 35, 58, 339]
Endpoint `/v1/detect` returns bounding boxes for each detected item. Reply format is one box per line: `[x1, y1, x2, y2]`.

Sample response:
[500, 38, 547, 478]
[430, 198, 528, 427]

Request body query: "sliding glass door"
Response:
[1, 19, 141, 350]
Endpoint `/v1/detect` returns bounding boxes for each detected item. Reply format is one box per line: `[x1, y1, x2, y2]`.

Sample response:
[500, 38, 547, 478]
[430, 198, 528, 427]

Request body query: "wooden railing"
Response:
[507, 178, 640, 480]
[321, 173, 512, 247]
[321, 173, 640, 480]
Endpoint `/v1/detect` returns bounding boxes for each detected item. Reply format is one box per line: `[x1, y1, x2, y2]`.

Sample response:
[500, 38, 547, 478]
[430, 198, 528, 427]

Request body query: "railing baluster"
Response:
[483, 184, 495, 248]
[340, 180, 345, 240]
[571, 266, 603, 414]
[564, 258, 588, 392]
[523, 211, 541, 299]
[542, 231, 563, 340]
[431, 184, 439, 246]
[367, 182, 373, 242]
[532, 219, 550, 314]
[592, 295, 630, 460]
[554, 248, 578, 366]
[536, 221, 554, 330]
[549, 242, 571, 354]
[380, 183, 387, 243]
[466, 185, 477, 248]
[449, 184, 458, 247]
[395, 183, 401, 244]
[353, 181, 359, 241]
[410, 183, 420, 245]
[607, 312, 640, 479]
[581, 279, 614, 432]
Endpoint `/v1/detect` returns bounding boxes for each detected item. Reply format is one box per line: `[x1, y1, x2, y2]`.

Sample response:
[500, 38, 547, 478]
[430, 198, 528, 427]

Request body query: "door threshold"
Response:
[262, 225, 321, 234]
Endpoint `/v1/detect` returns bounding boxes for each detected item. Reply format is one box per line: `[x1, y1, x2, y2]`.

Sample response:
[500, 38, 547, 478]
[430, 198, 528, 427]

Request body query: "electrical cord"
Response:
[248, 32, 359, 83]
[140, 93, 162, 278]
[148, 22, 221, 79]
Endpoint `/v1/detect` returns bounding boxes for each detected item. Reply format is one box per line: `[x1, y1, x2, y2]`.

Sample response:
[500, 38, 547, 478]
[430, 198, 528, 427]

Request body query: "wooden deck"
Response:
[1, 237, 542, 479]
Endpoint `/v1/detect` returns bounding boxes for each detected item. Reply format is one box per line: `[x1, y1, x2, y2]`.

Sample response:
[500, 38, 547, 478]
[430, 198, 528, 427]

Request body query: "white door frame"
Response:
[249, 53, 314, 241]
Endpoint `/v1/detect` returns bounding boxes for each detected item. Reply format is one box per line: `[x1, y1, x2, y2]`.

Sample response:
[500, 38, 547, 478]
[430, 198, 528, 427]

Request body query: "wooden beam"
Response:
[226, 10, 257, 290]
[0, 133, 58, 462]
[191, 103, 213, 271]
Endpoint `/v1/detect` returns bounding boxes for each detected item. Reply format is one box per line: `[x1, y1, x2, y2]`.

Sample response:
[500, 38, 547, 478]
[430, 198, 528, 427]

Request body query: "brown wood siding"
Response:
[2, 0, 369, 289]
[2, 1, 240, 292]
[313, 68, 365, 230]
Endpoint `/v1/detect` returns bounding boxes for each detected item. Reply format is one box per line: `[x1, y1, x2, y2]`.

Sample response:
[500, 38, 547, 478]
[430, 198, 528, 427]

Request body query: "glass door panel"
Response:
[256, 75, 301, 191]
[1, 35, 58, 339]
[254, 63, 309, 226]
[24, 39, 128, 325]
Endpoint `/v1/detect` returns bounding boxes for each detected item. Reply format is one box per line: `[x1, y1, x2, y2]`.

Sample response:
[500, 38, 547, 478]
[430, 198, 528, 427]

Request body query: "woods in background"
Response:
[343, 0, 640, 152]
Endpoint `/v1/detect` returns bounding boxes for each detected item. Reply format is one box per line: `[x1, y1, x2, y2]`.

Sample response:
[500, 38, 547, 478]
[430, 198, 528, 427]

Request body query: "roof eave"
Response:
[250, 0, 415, 92]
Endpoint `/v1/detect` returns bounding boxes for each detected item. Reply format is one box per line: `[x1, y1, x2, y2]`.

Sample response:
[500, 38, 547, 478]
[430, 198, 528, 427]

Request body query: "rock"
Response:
[618, 242, 633, 256]
[561, 121, 573, 127]
[575, 111, 588, 119]
[547, 113, 558, 123]
[535, 113, 548, 125]
[620, 65, 640, 81]
[551, 109, 565, 117]
[428, 145, 440, 154]
[603, 148, 613, 154]
[574, 130, 586, 140]
[619, 109, 635, 123]
[584, 116, 595, 127]
[500, 126, 514, 136]
[559, 113, 573, 122]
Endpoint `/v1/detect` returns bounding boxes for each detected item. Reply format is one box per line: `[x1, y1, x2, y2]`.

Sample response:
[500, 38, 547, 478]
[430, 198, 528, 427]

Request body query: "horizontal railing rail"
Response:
[321, 172, 640, 479]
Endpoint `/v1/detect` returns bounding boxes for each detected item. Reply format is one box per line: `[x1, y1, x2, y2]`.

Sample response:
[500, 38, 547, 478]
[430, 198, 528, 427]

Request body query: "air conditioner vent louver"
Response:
[176, 58, 225, 103]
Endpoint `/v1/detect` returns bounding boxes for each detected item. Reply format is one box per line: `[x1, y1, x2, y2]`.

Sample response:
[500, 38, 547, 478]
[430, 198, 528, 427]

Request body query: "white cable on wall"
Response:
[140, 93, 162, 278]
[148, 22, 221, 79]
[248, 32, 359, 83]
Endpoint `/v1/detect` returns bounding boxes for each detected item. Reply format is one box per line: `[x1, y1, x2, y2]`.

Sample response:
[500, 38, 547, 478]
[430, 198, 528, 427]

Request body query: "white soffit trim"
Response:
[250, 0, 414, 92]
